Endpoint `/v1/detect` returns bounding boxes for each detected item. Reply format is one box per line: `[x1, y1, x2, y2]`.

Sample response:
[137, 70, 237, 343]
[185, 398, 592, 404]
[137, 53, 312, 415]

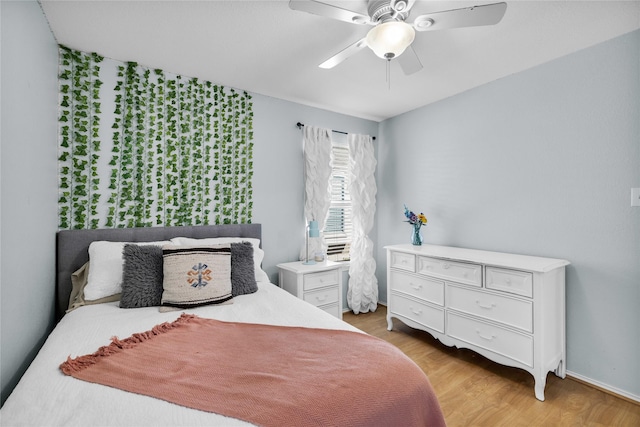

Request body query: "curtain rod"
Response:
[296, 122, 376, 140]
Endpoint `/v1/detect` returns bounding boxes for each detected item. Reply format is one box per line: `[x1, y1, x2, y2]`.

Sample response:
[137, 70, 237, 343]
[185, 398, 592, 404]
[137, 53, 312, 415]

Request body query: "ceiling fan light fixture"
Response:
[366, 21, 415, 60]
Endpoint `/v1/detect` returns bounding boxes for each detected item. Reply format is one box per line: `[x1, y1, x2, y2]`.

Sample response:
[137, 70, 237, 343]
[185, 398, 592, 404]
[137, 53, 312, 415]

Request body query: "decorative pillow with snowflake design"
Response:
[161, 244, 233, 310]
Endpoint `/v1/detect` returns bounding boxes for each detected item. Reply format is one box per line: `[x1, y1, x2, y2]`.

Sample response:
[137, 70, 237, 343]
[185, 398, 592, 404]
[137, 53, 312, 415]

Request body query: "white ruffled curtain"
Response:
[347, 133, 378, 314]
[299, 126, 332, 261]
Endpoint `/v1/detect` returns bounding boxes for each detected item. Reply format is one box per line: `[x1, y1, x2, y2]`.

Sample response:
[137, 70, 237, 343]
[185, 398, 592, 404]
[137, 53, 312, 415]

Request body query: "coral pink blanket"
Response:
[61, 314, 445, 427]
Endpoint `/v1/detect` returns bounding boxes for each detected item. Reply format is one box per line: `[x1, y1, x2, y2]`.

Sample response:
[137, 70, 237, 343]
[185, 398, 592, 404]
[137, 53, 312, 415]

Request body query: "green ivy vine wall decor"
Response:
[58, 46, 104, 230]
[58, 46, 254, 229]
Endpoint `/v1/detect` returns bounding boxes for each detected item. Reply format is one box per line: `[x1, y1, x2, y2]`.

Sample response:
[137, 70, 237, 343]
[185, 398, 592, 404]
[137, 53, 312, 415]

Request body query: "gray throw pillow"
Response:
[120, 244, 164, 308]
[231, 242, 258, 296]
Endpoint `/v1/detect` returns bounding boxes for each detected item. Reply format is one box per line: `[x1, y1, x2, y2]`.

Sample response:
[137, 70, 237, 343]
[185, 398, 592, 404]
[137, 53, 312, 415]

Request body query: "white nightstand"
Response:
[277, 261, 343, 319]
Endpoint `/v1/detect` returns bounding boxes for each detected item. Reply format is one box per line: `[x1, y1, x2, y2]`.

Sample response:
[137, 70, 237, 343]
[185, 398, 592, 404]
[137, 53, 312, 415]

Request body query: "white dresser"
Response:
[277, 261, 343, 319]
[385, 244, 569, 401]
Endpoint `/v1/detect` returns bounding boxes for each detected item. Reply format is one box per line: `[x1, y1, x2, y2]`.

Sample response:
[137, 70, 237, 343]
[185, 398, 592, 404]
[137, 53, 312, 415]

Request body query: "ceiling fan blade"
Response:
[289, 0, 371, 25]
[319, 38, 368, 69]
[412, 2, 507, 32]
[397, 45, 423, 75]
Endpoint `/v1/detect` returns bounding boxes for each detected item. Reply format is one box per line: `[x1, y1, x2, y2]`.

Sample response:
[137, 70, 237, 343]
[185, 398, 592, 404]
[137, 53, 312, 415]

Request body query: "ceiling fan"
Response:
[289, 0, 508, 75]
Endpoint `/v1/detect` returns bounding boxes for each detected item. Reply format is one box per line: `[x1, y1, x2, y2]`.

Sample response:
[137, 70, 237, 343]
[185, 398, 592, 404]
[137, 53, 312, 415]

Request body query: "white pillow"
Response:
[84, 240, 171, 301]
[170, 237, 270, 283]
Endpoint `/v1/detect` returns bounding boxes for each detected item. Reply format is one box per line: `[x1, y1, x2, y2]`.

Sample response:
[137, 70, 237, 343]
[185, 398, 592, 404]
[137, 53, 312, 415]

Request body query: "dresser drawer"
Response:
[303, 269, 339, 291]
[390, 270, 444, 306]
[417, 256, 482, 287]
[303, 286, 339, 307]
[447, 312, 533, 367]
[389, 251, 416, 272]
[486, 267, 533, 298]
[390, 293, 445, 333]
[447, 284, 532, 332]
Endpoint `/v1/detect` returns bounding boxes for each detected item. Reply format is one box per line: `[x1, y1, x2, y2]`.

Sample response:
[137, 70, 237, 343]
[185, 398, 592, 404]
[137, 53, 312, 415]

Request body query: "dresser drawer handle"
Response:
[505, 278, 512, 285]
[476, 300, 496, 310]
[443, 263, 450, 269]
[409, 307, 422, 316]
[316, 295, 328, 302]
[476, 329, 497, 341]
[401, 259, 407, 264]
[410, 283, 423, 291]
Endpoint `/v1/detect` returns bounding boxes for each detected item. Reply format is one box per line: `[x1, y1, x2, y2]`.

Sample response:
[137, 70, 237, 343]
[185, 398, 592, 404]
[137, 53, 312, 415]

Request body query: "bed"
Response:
[1, 224, 445, 426]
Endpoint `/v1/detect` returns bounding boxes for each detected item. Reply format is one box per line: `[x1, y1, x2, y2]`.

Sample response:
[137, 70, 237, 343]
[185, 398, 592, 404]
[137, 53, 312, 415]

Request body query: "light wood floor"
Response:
[342, 306, 640, 426]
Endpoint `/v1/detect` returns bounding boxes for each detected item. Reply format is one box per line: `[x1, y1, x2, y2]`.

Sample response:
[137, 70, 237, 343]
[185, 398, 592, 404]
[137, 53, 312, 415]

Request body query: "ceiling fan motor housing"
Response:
[368, 0, 412, 23]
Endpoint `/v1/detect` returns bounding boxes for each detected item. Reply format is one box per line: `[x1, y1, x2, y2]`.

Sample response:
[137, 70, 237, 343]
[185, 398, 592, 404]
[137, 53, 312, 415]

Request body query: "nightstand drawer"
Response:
[303, 269, 339, 291]
[389, 251, 415, 272]
[320, 303, 341, 318]
[277, 261, 344, 320]
[447, 284, 532, 332]
[486, 267, 533, 298]
[390, 270, 444, 306]
[417, 256, 482, 287]
[304, 286, 339, 307]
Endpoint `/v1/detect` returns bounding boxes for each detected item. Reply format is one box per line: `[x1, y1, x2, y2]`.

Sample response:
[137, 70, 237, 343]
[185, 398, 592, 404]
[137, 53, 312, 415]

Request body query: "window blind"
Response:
[324, 134, 352, 261]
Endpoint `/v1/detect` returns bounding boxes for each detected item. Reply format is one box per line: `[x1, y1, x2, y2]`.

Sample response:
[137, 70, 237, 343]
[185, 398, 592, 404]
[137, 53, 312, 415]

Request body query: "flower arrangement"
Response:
[404, 204, 427, 245]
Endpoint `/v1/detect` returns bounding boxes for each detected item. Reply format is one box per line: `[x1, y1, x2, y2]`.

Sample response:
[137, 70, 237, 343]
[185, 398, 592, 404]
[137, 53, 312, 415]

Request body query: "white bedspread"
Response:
[1, 283, 360, 426]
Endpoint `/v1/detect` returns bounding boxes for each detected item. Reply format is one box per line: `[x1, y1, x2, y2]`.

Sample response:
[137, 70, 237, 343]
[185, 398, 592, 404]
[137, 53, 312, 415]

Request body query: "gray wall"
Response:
[376, 30, 640, 398]
[252, 94, 378, 283]
[1, 0, 60, 405]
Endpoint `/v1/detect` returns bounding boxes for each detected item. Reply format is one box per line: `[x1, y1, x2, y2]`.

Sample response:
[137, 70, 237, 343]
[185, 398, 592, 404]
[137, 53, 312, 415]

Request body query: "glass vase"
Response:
[411, 224, 423, 246]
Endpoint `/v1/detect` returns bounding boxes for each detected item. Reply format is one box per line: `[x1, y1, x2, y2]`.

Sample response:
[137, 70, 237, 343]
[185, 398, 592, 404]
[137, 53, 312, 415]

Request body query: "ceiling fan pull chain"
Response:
[386, 59, 391, 90]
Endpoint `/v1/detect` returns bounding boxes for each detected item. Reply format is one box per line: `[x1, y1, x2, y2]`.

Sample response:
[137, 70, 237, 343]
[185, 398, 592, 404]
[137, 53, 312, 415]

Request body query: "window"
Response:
[324, 133, 352, 261]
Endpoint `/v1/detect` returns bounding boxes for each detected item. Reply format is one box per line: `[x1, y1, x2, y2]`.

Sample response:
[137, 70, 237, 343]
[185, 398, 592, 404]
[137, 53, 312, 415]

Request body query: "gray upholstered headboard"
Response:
[56, 224, 262, 321]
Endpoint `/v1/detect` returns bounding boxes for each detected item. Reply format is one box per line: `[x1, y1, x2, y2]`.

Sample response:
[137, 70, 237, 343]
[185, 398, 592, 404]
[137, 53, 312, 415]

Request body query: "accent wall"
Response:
[57, 48, 254, 230]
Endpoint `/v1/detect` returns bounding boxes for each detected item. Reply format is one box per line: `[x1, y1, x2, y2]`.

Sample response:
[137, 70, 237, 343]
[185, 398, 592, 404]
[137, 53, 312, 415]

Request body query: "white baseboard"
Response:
[566, 370, 640, 404]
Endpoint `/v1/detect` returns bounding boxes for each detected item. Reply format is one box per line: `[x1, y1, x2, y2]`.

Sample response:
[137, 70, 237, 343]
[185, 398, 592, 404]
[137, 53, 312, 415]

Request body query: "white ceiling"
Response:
[40, 0, 640, 122]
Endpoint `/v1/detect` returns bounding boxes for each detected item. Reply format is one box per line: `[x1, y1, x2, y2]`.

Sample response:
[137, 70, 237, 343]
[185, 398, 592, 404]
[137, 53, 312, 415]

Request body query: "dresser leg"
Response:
[386, 315, 393, 331]
[534, 375, 547, 401]
[554, 359, 566, 379]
